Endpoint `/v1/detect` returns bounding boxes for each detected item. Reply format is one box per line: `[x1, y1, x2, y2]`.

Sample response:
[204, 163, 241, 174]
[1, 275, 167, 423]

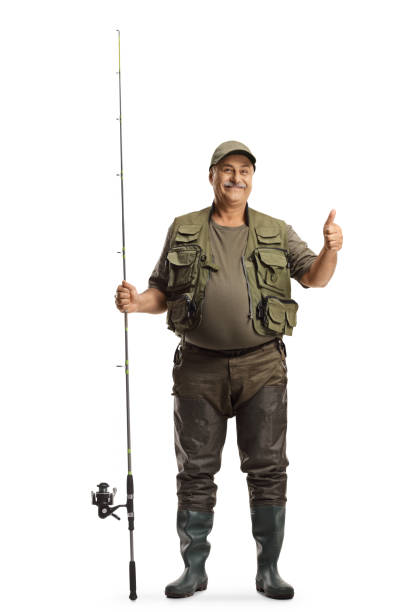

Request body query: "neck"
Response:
[211, 198, 247, 226]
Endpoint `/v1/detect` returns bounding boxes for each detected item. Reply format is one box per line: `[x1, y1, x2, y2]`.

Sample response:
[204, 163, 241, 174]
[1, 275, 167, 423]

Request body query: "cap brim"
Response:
[209, 150, 256, 171]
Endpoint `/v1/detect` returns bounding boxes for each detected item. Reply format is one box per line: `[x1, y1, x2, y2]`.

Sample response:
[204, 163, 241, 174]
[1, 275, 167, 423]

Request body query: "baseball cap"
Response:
[209, 140, 256, 172]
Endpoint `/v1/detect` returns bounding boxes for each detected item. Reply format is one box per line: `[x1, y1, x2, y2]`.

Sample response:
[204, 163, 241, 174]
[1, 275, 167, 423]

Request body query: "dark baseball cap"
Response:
[209, 140, 256, 172]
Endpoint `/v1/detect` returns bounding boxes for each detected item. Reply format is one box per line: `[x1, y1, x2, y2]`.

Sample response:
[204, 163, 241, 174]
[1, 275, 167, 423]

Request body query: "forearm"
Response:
[305, 246, 337, 287]
[136, 288, 167, 314]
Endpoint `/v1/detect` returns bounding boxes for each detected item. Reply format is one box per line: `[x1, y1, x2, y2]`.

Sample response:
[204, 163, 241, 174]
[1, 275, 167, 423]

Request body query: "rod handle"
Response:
[129, 561, 137, 600]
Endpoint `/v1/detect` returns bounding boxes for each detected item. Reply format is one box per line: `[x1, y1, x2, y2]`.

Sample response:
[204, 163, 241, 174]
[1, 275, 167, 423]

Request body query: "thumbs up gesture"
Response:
[323, 209, 343, 252]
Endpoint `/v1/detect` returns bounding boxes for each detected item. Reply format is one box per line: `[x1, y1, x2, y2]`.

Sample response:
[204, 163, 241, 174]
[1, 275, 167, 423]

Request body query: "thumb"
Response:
[324, 209, 336, 226]
[122, 279, 137, 294]
[122, 280, 133, 291]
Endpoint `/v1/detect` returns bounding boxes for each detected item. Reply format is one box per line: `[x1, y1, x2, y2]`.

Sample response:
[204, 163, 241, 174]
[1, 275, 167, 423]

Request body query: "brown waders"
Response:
[164, 337, 294, 599]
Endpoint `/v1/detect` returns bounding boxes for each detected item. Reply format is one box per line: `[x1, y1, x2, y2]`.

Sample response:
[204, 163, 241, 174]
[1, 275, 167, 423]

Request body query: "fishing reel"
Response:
[91, 482, 127, 520]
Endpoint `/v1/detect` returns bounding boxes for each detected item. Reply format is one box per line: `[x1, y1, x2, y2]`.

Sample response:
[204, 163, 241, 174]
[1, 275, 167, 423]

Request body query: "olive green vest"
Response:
[165, 203, 299, 340]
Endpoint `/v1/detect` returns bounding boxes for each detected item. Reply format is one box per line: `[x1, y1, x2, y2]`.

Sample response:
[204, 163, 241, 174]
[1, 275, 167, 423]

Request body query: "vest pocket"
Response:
[175, 224, 202, 243]
[254, 248, 288, 290]
[257, 296, 298, 336]
[255, 225, 282, 245]
[166, 248, 198, 290]
[166, 293, 197, 332]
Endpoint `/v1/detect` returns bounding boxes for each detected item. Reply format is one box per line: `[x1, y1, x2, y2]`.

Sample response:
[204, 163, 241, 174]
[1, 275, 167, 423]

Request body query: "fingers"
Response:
[122, 280, 135, 290]
[116, 283, 132, 299]
[116, 286, 130, 296]
[115, 297, 129, 313]
[116, 280, 134, 291]
[115, 291, 129, 303]
[115, 280, 134, 313]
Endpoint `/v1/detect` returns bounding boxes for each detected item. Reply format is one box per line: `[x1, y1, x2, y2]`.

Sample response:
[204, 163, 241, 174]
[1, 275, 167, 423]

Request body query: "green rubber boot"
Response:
[165, 509, 214, 598]
[251, 505, 295, 599]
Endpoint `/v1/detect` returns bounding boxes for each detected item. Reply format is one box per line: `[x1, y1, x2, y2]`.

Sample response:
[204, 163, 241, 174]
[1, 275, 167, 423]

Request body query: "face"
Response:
[209, 153, 254, 205]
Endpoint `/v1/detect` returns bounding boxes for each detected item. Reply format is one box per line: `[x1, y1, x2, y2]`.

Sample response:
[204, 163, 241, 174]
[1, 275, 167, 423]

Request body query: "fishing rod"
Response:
[91, 30, 137, 602]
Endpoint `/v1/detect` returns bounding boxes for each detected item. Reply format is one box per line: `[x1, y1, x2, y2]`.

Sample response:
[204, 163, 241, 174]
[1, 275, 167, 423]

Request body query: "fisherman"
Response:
[115, 140, 343, 599]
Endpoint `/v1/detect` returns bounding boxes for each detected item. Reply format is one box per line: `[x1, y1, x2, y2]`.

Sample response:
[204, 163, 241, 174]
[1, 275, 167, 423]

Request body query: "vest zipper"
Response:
[192, 251, 210, 326]
[241, 255, 253, 319]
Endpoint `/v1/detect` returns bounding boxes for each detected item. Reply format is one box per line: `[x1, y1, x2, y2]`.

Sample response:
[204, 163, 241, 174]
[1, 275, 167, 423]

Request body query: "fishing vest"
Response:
[164, 203, 299, 340]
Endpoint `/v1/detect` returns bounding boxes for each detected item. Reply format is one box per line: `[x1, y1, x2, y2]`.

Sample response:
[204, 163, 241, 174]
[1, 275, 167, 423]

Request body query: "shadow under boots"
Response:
[250, 505, 295, 599]
[165, 508, 214, 598]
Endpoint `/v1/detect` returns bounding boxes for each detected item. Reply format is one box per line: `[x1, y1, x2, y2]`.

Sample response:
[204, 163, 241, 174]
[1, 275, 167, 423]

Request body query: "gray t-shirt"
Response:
[148, 213, 318, 350]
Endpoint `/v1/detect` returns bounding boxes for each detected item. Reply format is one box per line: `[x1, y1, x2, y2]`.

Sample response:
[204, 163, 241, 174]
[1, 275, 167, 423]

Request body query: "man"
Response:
[115, 140, 343, 599]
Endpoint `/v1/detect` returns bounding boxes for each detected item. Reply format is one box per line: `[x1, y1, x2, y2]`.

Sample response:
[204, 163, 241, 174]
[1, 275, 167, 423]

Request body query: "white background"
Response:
[1, 1, 407, 610]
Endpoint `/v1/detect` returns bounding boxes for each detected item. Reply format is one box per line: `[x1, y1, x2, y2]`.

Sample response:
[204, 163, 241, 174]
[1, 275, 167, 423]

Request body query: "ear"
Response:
[209, 169, 214, 185]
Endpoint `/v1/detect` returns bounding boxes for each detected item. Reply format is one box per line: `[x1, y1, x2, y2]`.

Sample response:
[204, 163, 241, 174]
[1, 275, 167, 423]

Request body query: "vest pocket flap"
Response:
[285, 303, 298, 327]
[256, 225, 281, 243]
[176, 224, 201, 242]
[178, 224, 201, 234]
[258, 249, 287, 268]
[166, 250, 196, 267]
[268, 301, 286, 323]
[266, 298, 298, 333]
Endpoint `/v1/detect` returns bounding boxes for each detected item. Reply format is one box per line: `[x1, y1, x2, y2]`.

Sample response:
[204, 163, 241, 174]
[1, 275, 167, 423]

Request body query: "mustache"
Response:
[223, 181, 246, 188]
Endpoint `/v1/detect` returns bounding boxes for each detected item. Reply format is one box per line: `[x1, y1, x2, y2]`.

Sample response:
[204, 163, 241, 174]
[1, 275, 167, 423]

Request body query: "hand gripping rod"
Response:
[91, 30, 137, 601]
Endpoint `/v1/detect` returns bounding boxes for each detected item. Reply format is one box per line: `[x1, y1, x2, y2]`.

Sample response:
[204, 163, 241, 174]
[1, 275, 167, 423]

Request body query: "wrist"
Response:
[322, 244, 338, 259]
